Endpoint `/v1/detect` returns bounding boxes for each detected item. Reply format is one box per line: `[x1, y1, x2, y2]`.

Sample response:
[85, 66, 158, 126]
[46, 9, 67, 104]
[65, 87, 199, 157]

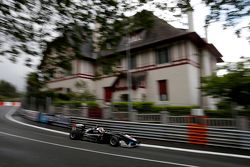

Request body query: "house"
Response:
[39, 12, 223, 109]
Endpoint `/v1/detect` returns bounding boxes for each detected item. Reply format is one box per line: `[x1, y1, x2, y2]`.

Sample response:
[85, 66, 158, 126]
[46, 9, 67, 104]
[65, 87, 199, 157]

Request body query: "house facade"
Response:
[40, 14, 223, 109]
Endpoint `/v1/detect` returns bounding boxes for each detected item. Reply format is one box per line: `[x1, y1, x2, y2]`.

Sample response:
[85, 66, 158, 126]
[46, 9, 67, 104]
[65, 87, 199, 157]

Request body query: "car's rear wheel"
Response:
[69, 131, 78, 140]
[109, 136, 119, 147]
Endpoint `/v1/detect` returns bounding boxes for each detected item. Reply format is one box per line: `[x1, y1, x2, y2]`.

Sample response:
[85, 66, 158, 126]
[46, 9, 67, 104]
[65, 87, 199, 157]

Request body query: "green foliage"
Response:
[85, 101, 99, 108]
[205, 109, 250, 118]
[73, 81, 96, 100]
[0, 80, 19, 98]
[26, 72, 42, 97]
[132, 102, 154, 112]
[112, 101, 197, 115]
[205, 110, 232, 118]
[53, 100, 82, 107]
[1, 0, 183, 64]
[203, 0, 250, 41]
[97, 55, 122, 75]
[152, 105, 198, 115]
[54, 100, 98, 108]
[201, 57, 250, 107]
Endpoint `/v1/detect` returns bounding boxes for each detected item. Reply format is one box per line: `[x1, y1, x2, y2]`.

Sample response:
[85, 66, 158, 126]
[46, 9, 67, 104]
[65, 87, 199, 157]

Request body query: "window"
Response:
[104, 87, 112, 102]
[156, 47, 171, 64]
[120, 94, 128, 102]
[129, 54, 137, 69]
[158, 80, 168, 101]
[129, 30, 144, 43]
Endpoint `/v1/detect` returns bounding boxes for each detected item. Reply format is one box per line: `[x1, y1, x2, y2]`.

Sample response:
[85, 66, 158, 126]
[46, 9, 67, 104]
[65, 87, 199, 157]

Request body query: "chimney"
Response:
[204, 25, 208, 42]
[187, 10, 194, 32]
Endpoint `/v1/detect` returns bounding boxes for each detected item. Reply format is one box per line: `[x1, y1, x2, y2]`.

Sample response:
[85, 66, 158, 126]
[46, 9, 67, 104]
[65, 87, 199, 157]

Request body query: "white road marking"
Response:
[5, 107, 68, 135]
[140, 144, 250, 159]
[5, 107, 250, 160]
[0, 131, 198, 167]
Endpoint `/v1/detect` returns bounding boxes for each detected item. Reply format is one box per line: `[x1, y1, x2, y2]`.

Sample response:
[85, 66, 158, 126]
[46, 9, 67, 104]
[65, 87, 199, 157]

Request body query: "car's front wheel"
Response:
[109, 136, 119, 147]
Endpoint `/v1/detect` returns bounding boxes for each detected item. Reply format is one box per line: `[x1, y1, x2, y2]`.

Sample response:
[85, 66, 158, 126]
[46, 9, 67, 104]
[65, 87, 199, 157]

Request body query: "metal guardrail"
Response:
[70, 116, 250, 150]
[137, 114, 161, 123]
[70, 116, 188, 143]
[21, 109, 250, 150]
[207, 118, 236, 128]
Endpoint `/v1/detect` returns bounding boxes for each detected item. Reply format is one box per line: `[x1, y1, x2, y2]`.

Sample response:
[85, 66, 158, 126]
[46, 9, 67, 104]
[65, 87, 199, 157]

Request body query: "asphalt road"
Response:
[0, 106, 249, 167]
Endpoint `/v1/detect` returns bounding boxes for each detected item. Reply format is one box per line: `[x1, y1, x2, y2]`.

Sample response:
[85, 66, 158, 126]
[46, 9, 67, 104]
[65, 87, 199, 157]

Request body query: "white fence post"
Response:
[236, 116, 249, 131]
[81, 106, 88, 118]
[102, 105, 112, 120]
[49, 105, 55, 114]
[160, 111, 169, 124]
[129, 110, 138, 122]
[63, 106, 69, 116]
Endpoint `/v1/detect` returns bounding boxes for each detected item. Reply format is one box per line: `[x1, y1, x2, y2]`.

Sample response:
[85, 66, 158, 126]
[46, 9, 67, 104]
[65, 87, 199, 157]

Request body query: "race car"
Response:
[69, 124, 140, 147]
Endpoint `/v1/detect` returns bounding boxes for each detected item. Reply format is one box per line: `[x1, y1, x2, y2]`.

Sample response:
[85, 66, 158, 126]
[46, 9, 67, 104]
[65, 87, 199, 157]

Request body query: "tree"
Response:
[26, 72, 42, 97]
[0, 0, 191, 66]
[203, 0, 250, 41]
[201, 57, 250, 108]
[0, 80, 18, 99]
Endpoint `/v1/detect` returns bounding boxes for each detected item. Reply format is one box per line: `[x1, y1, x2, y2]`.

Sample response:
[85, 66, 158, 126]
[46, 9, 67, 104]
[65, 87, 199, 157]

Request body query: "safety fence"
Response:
[20, 109, 250, 150]
[70, 116, 250, 150]
[51, 107, 241, 129]
[21, 109, 70, 128]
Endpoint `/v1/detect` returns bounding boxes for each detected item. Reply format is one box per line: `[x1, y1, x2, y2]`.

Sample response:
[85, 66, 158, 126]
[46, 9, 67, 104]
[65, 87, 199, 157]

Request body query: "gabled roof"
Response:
[99, 16, 187, 56]
[99, 15, 223, 62]
[39, 33, 95, 69]
[40, 12, 223, 69]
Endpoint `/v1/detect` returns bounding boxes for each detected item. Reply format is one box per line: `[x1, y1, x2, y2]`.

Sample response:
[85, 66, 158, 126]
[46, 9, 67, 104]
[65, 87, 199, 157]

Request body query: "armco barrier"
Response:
[22, 109, 70, 128]
[21, 109, 250, 150]
[71, 116, 250, 150]
[70, 116, 188, 143]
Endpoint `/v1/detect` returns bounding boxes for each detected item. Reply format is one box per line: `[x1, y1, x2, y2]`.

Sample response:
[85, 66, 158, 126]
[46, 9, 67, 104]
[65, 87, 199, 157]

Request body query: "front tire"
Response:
[109, 136, 119, 147]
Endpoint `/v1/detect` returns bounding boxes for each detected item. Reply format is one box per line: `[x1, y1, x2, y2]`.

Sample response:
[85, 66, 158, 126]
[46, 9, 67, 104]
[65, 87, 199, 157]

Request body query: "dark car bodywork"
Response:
[69, 124, 140, 147]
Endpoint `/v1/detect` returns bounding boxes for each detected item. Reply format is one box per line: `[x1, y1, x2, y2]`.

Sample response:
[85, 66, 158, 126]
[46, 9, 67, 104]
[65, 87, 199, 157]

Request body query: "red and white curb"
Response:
[0, 102, 21, 107]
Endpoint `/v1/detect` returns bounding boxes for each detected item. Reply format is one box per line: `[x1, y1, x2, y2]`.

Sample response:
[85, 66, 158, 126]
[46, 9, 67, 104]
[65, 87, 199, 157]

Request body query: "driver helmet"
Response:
[97, 127, 105, 133]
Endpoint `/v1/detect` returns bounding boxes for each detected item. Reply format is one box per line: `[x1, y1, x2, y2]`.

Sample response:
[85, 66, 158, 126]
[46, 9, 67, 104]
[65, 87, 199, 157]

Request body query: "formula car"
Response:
[69, 124, 140, 147]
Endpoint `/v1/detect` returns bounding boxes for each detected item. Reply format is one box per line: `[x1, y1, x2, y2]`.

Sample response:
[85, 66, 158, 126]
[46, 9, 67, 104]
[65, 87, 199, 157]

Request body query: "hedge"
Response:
[112, 102, 197, 115]
[53, 100, 99, 108]
[205, 109, 250, 118]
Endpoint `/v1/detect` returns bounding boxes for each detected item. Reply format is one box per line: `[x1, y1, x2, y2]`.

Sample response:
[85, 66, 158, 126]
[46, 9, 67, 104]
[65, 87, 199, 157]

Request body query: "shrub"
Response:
[112, 102, 154, 112]
[112, 101, 197, 115]
[132, 102, 154, 113]
[205, 110, 232, 118]
[151, 106, 198, 115]
[85, 101, 99, 108]
[53, 100, 82, 107]
[53, 100, 99, 108]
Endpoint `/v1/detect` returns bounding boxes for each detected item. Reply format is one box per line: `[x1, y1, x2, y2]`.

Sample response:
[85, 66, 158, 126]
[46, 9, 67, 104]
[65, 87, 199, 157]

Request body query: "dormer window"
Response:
[129, 29, 144, 43]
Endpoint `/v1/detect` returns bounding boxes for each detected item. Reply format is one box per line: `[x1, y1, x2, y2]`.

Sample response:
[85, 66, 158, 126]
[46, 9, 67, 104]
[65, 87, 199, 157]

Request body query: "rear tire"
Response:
[69, 131, 78, 140]
[109, 136, 119, 147]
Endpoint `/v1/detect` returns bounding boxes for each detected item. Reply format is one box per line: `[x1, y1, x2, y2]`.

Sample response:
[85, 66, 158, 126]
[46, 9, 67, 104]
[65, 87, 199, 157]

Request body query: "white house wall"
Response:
[95, 76, 117, 102]
[146, 64, 199, 106]
[201, 50, 213, 76]
[44, 38, 219, 108]
[187, 41, 199, 63]
[78, 60, 94, 75]
[201, 49, 218, 109]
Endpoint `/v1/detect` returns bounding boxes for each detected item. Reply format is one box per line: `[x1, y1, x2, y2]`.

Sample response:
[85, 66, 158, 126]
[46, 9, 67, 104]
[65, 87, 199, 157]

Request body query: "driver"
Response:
[96, 127, 105, 133]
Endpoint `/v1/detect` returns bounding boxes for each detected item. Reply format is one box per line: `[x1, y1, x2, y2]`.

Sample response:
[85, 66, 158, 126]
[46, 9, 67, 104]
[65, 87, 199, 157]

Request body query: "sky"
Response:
[0, 1, 249, 92]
